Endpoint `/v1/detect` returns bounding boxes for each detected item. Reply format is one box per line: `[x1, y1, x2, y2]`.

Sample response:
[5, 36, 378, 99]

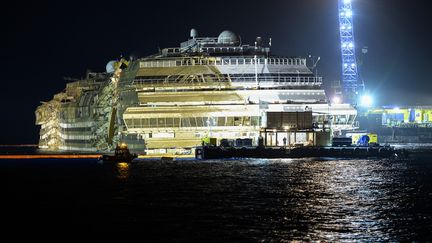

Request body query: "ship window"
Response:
[150, 118, 157, 127]
[173, 118, 180, 127]
[142, 118, 149, 128]
[133, 119, 141, 128]
[226, 117, 234, 126]
[217, 117, 225, 126]
[234, 117, 242, 126]
[207, 117, 214, 126]
[251, 116, 260, 126]
[243, 116, 251, 126]
[158, 118, 166, 127]
[190, 117, 197, 127]
[196, 117, 203, 127]
[166, 118, 174, 127]
[205, 117, 212, 126]
[181, 118, 190, 127]
[125, 119, 132, 127]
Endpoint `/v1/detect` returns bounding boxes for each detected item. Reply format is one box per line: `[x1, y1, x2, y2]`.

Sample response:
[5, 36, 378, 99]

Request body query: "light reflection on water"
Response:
[299, 160, 393, 241]
[2, 157, 431, 241]
[116, 162, 130, 180]
[118, 158, 431, 241]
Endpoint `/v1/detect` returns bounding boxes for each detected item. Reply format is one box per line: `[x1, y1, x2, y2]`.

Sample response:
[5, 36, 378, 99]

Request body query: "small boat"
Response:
[99, 143, 137, 163]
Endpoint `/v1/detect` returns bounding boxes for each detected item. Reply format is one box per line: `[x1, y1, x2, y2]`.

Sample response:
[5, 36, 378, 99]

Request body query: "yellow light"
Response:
[117, 162, 129, 169]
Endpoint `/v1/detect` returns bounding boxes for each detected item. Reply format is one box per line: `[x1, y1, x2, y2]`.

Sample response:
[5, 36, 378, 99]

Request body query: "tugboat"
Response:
[99, 143, 138, 163]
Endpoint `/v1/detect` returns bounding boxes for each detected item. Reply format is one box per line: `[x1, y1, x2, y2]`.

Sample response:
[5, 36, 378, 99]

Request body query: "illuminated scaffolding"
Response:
[338, 0, 363, 103]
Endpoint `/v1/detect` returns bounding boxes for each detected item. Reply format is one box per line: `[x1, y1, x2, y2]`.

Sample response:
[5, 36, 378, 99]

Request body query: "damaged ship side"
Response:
[35, 59, 132, 152]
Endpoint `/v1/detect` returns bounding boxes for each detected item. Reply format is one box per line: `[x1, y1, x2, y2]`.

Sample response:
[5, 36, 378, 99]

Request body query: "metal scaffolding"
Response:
[338, 0, 363, 103]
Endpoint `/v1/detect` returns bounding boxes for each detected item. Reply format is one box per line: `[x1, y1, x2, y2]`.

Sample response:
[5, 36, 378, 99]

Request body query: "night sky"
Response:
[2, 0, 431, 144]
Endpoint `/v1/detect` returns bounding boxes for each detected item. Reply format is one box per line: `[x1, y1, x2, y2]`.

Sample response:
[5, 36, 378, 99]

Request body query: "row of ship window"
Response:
[140, 58, 306, 67]
[125, 116, 260, 128]
[133, 74, 321, 84]
[61, 127, 92, 132]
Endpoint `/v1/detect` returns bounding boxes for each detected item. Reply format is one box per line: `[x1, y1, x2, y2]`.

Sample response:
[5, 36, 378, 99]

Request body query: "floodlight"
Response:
[360, 95, 373, 107]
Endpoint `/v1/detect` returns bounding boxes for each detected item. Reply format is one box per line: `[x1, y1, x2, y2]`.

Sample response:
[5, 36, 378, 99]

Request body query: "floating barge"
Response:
[195, 145, 407, 159]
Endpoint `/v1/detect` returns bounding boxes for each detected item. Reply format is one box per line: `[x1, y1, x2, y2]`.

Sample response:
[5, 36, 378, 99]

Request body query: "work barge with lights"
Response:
[35, 29, 359, 156]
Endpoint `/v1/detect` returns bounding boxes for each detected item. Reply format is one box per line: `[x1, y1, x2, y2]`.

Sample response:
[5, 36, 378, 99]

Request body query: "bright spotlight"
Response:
[344, 0, 351, 4]
[360, 95, 373, 107]
[332, 96, 342, 104]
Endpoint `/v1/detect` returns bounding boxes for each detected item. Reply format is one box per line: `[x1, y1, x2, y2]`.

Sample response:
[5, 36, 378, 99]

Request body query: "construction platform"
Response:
[195, 145, 408, 160]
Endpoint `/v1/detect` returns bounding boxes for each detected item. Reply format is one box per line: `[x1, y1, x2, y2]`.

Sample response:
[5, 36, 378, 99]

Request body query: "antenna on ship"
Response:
[265, 37, 272, 57]
[254, 54, 259, 89]
[308, 54, 321, 78]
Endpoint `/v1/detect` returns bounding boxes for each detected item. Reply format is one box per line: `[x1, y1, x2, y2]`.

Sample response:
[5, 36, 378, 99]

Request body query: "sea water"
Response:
[2, 147, 432, 241]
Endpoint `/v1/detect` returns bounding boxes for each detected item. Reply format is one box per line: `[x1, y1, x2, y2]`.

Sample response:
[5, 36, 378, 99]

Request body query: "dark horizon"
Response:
[2, 0, 431, 144]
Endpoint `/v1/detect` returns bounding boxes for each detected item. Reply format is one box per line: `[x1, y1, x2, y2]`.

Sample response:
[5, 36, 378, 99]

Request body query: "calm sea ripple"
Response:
[2, 157, 432, 242]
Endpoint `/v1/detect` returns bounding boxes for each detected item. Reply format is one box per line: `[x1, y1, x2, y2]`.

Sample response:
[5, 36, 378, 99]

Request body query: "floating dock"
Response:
[195, 145, 407, 160]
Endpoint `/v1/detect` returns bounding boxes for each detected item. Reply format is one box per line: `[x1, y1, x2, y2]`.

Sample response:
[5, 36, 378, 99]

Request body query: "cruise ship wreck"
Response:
[35, 29, 357, 155]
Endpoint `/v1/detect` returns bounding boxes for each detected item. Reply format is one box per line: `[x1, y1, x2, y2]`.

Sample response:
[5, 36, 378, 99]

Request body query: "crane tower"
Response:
[338, 0, 363, 104]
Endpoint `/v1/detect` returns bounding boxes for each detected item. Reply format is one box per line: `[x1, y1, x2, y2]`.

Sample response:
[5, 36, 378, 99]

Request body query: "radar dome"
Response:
[106, 60, 116, 73]
[190, 28, 198, 38]
[217, 30, 240, 46]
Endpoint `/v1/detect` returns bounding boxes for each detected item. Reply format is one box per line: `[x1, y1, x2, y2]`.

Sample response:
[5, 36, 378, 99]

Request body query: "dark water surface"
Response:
[2, 157, 432, 242]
